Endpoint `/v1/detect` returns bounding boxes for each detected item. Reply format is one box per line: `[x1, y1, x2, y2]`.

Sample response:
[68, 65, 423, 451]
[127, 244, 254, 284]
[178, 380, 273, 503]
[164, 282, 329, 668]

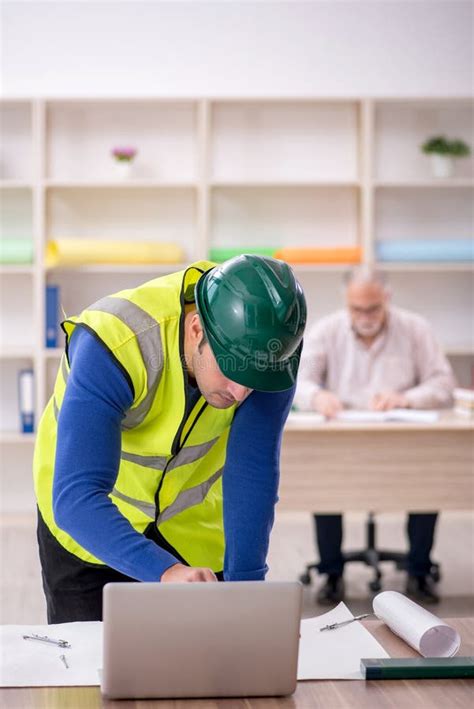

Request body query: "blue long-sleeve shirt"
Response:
[52, 326, 294, 582]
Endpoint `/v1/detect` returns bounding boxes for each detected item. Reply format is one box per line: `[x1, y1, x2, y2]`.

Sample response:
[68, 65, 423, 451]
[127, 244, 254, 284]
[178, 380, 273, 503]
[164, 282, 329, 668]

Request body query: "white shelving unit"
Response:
[1, 97, 473, 452]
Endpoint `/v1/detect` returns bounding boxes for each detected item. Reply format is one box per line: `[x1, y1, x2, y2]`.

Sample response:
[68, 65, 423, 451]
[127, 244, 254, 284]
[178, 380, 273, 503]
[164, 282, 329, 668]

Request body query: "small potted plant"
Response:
[111, 146, 138, 179]
[421, 135, 471, 178]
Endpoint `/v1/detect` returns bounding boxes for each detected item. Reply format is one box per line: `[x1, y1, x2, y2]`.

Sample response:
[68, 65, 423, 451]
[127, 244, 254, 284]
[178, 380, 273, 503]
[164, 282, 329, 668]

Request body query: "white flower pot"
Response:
[113, 160, 134, 179]
[430, 154, 454, 179]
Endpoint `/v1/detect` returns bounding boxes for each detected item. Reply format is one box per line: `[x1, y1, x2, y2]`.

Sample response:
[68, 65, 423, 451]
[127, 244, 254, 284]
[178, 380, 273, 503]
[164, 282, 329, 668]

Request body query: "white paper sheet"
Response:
[0, 622, 102, 687]
[373, 591, 460, 658]
[337, 409, 439, 424]
[297, 602, 389, 680]
[287, 411, 326, 425]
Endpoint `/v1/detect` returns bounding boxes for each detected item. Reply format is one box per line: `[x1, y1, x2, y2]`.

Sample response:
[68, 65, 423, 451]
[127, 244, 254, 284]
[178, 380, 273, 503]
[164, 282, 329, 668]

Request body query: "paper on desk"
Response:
[373, 591, 460, 658]
[288, 411, 326, 424]
[297, 602, 389, 680]
[337, 409, 439, 424]
[0, 621, 102, 686]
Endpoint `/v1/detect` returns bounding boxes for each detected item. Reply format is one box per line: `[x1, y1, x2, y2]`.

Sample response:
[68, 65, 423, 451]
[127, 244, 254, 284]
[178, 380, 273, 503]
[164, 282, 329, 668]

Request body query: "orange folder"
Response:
[274, 246, 362, 264]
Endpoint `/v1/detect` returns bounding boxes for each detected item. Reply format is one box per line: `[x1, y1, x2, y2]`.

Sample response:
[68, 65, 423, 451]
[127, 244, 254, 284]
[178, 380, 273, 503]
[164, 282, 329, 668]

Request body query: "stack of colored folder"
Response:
[209, 247, 277, 262]
[274, 246, 362, 264]
[209, 246, 362, 264]
[376, 239, 473, 262]
[46, 240, 185, 267]
[0, 239, 34, 264]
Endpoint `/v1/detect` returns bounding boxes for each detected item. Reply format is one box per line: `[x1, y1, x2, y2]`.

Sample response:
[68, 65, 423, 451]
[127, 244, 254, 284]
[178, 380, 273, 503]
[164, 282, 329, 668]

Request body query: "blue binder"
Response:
[46, 285, 60, 348]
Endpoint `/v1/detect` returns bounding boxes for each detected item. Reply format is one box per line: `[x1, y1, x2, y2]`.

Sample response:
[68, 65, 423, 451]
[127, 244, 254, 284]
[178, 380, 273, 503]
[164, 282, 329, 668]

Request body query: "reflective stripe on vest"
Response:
[120, 436, 219, 472]
[110, 466, 223, 525]
[88, 296, 164, 429]
[156, 467, 224, 525]
[61, 356, 69, 385]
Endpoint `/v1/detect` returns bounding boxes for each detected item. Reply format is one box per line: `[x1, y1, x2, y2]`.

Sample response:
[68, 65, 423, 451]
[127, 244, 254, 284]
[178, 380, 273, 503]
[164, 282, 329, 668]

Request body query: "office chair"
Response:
[299, 511, 441, 593]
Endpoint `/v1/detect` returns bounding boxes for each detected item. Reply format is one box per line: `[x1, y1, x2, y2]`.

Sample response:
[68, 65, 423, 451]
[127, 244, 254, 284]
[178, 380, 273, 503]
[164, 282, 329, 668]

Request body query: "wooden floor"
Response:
[1, 510, 473, 624]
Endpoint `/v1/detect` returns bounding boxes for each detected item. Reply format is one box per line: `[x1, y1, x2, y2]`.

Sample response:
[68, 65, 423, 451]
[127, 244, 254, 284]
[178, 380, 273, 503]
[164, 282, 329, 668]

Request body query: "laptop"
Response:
[101, 581, 302, 699]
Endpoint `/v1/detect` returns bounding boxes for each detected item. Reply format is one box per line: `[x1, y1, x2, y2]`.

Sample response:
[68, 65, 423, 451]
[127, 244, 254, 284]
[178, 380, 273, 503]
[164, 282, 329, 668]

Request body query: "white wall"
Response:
[1, 0, 472, 98]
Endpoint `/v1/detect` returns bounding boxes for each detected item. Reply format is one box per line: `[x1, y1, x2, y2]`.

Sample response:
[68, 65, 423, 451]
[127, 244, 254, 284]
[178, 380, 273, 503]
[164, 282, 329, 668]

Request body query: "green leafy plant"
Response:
[449, 139, 471, 157]
[421, 135, 471, 158]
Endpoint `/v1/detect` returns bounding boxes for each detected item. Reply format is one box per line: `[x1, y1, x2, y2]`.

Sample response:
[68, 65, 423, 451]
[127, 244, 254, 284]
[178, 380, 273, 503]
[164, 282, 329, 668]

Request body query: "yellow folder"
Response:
[46, 239, 185, 267]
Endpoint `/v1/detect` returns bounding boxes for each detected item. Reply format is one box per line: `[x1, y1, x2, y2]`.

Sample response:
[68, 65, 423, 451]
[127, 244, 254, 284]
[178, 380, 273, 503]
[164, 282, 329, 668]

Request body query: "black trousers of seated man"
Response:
[37, 509, 223, 623]
[314, 512, 438, 578]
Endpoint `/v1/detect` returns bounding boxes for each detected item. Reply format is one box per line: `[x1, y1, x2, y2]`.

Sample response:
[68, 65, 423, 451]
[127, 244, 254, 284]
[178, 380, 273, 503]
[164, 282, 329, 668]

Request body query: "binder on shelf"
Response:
[46, 240, 185, 267]
[0, 239, 34, 265]
[18, 369, 34, 434]
[375, 239, 474, 263]
[45, 285, 60, 348]
[274, 246, 362, 264]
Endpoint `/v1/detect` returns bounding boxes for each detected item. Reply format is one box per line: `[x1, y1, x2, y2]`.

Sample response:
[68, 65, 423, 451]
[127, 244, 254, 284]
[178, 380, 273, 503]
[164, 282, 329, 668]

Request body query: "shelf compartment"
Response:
[0, 101, 33, 181]
[211, 101, 359, 183]
[211, 186, 360, 250]
[0, 274, 35, 349]
[46, 100, 198, 182]
[374, 101, 474, 182]
[46, 187, 198, 262]
[46, 270, 182, 327]
[375, 187, 473, 242]
[1, 188, 34, 247]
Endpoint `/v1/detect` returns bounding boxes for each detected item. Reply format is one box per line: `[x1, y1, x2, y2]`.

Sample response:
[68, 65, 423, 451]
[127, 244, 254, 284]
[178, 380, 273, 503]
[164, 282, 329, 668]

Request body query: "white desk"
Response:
[279, 411, 474, 512]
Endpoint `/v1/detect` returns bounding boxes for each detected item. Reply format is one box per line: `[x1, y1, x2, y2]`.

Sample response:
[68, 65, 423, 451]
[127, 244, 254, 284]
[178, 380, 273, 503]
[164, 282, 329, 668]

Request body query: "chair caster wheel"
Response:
[299, 572, 312, 586]
[369, 580, 382, 592]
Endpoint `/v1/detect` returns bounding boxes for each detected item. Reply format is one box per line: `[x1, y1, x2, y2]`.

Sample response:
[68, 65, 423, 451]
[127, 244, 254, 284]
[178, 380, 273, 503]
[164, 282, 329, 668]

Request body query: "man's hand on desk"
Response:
[312, 391, 343, 418]
[161, 563, 218, 583]
[370, 391, 410, 411]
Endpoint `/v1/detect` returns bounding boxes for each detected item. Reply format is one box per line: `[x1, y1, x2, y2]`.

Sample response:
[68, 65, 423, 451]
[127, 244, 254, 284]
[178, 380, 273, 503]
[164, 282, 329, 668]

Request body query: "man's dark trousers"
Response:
[314, 512, 438, 577]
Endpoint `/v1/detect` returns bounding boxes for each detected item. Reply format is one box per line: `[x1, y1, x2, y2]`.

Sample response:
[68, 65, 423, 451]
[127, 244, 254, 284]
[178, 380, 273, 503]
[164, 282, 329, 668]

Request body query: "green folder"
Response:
[209, 247, 277, 263]
[0, 239, 34, 264]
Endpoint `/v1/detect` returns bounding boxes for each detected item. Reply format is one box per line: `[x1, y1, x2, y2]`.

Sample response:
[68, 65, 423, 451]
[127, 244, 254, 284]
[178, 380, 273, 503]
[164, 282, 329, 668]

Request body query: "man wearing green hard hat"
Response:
[34, 255, 307, 622]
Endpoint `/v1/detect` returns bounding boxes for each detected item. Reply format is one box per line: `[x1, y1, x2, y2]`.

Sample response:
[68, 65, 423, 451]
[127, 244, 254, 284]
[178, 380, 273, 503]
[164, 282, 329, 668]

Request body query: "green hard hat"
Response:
[195, 254, 307, 392]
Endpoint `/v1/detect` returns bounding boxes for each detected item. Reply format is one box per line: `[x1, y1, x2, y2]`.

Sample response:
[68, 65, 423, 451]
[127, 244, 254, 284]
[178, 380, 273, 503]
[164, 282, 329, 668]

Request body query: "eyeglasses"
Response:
[349, 303, 384, 317]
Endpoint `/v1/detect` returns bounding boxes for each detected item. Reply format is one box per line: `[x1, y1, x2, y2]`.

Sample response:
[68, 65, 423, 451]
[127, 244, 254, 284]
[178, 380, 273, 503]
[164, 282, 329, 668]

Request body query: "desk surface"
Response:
[1, 618, 473, 708]
[285, 410, 474, 432]
[279, 410, 474, 512]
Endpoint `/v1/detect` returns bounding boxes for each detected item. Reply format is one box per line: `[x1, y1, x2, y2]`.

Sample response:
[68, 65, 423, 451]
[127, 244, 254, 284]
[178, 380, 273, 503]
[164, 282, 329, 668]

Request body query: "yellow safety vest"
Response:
[33, 261, 236, 572]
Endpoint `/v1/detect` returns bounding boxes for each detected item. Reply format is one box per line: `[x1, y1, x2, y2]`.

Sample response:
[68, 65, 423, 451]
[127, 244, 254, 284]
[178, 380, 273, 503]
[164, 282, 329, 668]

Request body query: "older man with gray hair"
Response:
[295, 266, 455, 605]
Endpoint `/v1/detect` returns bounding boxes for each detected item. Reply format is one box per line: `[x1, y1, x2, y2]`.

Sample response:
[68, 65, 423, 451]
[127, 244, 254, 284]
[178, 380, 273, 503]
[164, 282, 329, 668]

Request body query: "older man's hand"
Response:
[370, 391, 409, 411]
[313, 390, 343, 418]
[161, 563, 218, 583]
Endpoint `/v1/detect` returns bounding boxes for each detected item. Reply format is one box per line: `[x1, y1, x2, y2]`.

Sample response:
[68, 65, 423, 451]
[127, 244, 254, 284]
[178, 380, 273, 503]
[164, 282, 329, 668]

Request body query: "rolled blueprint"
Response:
[373, 591, 460, 658]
